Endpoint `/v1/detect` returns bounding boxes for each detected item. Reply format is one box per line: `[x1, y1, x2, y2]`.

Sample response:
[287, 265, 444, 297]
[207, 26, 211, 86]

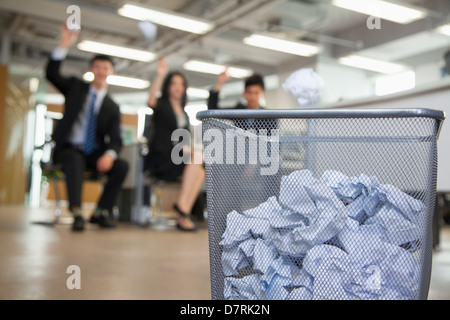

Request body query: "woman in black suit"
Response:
[146, 58, 204, 231]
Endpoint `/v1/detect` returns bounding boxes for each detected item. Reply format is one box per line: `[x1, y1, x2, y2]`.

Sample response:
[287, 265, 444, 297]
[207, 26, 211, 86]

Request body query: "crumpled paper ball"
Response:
[282, 68, 324, 106]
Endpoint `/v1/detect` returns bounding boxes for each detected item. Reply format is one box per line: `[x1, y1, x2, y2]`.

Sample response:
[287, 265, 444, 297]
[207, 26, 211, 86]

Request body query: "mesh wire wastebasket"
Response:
[197, 108, 445, 300]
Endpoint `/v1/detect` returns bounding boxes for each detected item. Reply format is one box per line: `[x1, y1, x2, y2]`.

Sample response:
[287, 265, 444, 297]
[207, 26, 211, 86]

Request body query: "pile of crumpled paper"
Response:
[221, 169, 424, 300]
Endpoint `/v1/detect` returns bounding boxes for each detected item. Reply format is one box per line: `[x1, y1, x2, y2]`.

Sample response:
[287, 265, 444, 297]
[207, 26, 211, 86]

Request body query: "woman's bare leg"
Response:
[176, 150, 205, 229]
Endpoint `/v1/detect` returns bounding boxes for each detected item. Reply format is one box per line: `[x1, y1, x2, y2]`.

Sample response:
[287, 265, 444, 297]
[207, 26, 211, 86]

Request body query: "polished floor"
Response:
[0, 205, 211, 300]
[0, 204, 449, 300]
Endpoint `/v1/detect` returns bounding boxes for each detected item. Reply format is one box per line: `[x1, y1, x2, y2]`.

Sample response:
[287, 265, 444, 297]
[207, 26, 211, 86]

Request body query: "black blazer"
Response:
[144, 98, 189, 177]
[207, 89, 247, 110]
[147, 98, 189, 157]
[45, 57, 123, 162]
[207, 90, 278, 134]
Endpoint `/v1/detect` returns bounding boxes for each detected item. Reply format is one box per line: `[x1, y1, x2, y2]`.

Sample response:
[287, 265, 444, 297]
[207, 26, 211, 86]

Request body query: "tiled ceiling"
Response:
[1, 0, 450, 101]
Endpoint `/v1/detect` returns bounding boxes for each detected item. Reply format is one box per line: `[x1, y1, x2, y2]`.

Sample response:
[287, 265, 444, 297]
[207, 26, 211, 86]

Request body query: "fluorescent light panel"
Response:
[332, 0, 426, 24]
[77, 40, 155, 62]
[437, 23, 450, 36]
[183, 60, 252, 78]
[118, 3, 215, 35]
[107, 75, 150, 89]
[243, 34, 320, 57]
[375, 71, 415, 96]
[83, 72, 150, 89]
[187, 87, 210, 99]
[338, 55, 407, 74]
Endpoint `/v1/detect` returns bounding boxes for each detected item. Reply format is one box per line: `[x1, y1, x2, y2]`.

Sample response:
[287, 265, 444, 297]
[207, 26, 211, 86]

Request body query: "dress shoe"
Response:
[90, 214, 116, 228]
[72, 215, 85, 231]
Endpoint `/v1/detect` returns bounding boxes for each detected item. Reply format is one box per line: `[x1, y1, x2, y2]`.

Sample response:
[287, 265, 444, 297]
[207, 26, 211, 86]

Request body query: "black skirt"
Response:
[146, 152, 185, 182]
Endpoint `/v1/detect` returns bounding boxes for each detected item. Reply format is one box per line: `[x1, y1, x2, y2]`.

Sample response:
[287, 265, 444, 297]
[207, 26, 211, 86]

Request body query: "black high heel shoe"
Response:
[173, 204, 197, 232]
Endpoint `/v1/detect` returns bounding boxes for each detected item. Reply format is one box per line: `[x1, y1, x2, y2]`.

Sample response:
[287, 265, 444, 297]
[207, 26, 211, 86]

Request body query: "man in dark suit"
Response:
[207, 70, 278, 133]
[208, 69, 266, 111]
[206, 69, 279, 202]
[46, 25, 128, 231]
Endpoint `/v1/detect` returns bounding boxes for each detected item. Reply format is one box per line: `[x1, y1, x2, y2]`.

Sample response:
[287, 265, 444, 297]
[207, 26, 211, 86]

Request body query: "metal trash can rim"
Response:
[201, 107, 445, 300]
[197, 108, 446, 121]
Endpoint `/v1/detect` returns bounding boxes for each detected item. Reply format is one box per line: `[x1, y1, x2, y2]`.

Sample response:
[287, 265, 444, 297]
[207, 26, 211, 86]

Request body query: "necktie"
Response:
[84, 92, 97, 155]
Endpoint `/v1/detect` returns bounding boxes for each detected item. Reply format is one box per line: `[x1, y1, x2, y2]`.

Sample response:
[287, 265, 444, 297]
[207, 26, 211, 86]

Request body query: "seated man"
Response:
[45, 24, 128, 231]
[208, 69, 266, 110]
[207, 70, 280, 205]
[207, 70, 277, 133]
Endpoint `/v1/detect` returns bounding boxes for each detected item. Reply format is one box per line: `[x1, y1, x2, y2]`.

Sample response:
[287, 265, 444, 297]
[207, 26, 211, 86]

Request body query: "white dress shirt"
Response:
[51, 47, 117, 159]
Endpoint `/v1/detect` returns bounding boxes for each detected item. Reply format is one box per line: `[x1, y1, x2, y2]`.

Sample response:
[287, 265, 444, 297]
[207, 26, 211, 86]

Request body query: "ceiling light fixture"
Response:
[436, 23, 450, 36]
[77, 40, 155, 62]
[338, 55, 408, 74]
[332, 0, 426, 24]
[187, 87, 210, 99]
[118, 3, 215, 35]
[375, 71, 415, 96]
[83, 72, 150, 89]
[243, 33, 321, 57]
[183, 60, 253, 79]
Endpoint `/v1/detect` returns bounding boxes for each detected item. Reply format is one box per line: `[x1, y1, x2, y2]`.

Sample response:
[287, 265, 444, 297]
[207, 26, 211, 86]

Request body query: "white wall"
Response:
[322, 81, 449, 191]
[316, 56, 373, 104]
[415, 62, 444, 87]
